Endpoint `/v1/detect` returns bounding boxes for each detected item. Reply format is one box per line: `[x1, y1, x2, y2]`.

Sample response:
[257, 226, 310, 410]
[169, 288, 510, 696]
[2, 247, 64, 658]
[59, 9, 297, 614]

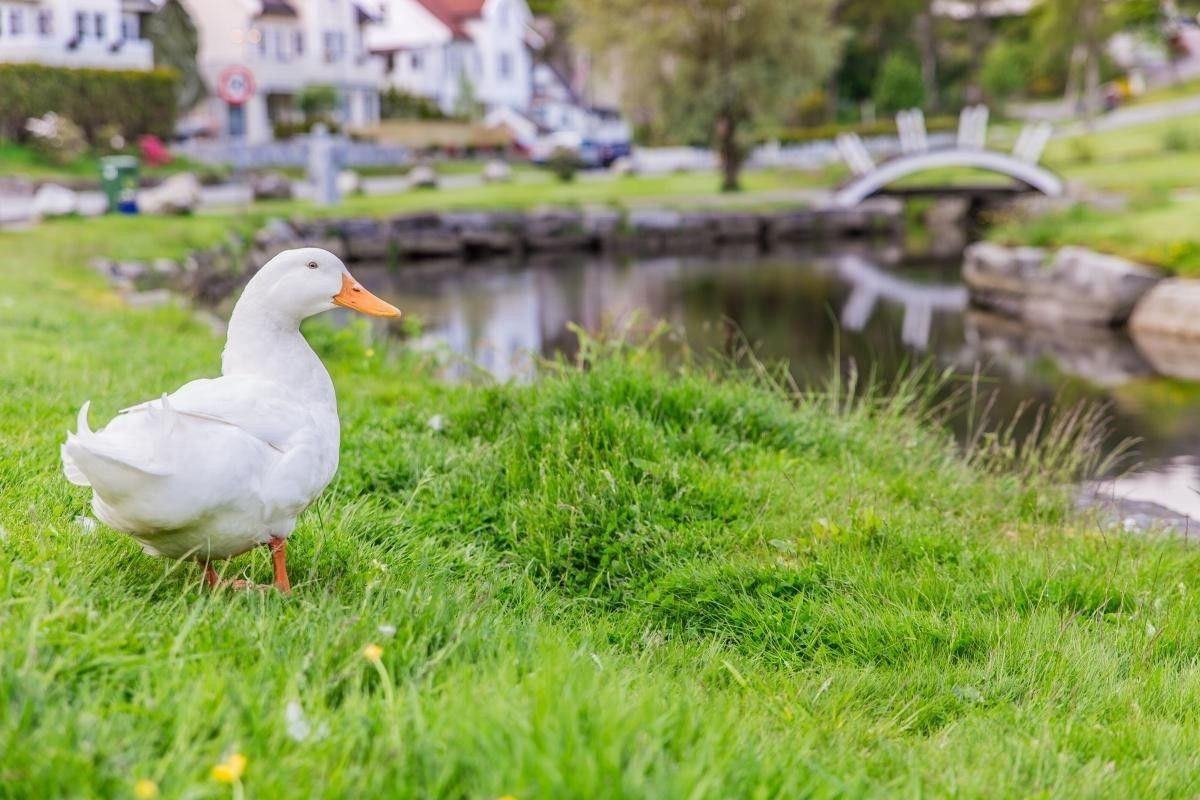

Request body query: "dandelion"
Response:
[428, 413, 444, 432]
[377, 623, 397, 638]
[211, 752, 247, 784]
[133, 778, 159, 799]
[365, 347, 376, 359]
[362, 643, 384, 663]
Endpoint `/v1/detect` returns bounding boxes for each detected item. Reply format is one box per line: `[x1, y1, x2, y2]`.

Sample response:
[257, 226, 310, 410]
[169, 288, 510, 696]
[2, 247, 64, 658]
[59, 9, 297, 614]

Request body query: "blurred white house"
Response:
[181, 0, 382, 143]
[366, 0, 535, 115]
[0, 0, 156, 70]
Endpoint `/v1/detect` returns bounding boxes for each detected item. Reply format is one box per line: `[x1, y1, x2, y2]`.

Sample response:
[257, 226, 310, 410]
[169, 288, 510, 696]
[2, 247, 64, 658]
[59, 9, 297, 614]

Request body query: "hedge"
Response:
[0, 63, 180, 142]
[773, 115, 959, 146]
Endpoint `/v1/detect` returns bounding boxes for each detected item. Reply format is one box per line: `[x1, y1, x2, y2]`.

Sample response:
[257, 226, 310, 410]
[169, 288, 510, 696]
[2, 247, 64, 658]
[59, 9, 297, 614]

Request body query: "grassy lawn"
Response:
[6, 214, 1200, 797]
[988, 112, 1200, 274]
[0, 140, 228, 185]
[226, 168, 830, 218]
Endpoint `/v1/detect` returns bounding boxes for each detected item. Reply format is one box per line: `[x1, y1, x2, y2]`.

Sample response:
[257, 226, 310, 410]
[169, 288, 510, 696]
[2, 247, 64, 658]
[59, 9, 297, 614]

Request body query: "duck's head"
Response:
[249, 247, 401, 322]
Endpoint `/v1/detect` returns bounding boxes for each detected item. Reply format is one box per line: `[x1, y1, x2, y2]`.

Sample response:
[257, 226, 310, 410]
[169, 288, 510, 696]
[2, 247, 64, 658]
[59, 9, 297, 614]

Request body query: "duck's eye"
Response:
[307, 260, 319, 270]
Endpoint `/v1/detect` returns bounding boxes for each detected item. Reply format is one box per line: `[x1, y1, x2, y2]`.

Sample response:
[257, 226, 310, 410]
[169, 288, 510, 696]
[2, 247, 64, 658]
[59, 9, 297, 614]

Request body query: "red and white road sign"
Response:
[216, 66, 255, 106]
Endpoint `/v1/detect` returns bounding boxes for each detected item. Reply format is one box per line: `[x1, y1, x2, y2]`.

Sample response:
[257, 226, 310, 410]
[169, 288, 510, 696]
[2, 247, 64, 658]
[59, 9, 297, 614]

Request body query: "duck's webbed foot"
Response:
[202, 562, 269, 592]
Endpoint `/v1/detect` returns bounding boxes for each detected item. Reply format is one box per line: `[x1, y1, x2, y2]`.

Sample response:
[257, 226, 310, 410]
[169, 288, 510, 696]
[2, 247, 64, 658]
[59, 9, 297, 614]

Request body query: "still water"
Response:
[354, 246, 1200, 527]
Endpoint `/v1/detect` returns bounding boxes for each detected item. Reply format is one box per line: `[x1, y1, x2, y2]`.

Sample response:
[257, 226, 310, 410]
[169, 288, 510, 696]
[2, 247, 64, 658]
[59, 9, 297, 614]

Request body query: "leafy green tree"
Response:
[980, 40, 1030, 105]
[572, 0, 838, 191]
[145, 0, 205, 111]
[872, 51, 925, 114]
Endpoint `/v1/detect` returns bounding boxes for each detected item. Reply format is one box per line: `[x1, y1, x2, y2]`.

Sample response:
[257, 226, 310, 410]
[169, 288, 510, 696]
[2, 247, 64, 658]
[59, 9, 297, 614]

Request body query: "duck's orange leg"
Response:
[269, 536, 291, 594]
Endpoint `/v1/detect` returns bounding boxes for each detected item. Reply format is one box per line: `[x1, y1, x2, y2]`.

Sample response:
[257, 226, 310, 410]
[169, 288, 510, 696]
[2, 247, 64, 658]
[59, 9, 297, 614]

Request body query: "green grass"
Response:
[987, 112, 1200, 273]
[6, 214, 1200, 797]
[0, 140, 228, 184]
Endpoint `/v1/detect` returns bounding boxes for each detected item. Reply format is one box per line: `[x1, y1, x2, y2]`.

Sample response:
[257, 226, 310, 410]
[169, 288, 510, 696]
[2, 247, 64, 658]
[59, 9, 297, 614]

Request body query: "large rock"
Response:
[1129, 280, 1200, 379]
[408, 164, 438, 189]
[250, 171, 293, 201]
[441, 211, 522, 254]
[336, 169, 363, 196]
[963, 243, 1161, 326]
[139, 172, 201, 215]
[481, 160, 513, 183]
[32, 183, 78, 218]
[524, 209, 589, 251]
[390, 213, 462, 257]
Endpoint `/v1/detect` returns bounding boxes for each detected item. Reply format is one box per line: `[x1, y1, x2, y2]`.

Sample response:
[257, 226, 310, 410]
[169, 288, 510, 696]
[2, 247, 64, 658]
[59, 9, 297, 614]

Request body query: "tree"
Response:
[145, 0, 205, 112]
[1032, 0, 1121, 125]
[572, 0, 839, 192]
[980, 40, 1030, 106]
[873, 52, 925, 113]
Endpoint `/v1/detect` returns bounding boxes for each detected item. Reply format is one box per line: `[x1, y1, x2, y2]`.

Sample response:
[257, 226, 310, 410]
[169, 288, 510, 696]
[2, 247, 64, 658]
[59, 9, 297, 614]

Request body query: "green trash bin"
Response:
[100, 155, 140, 214]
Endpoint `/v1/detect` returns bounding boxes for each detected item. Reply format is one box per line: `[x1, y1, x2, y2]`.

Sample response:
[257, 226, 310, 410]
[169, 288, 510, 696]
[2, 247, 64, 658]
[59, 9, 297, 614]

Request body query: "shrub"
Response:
[381, 88, 448, 120]
[0, 63, 179, 143]
[547, 146, 582, 182]
[24, 112, 87, 165]
[1162, 126, 1198, 152]
[872, 52, 925, 114]
[298, 84, 339, 119]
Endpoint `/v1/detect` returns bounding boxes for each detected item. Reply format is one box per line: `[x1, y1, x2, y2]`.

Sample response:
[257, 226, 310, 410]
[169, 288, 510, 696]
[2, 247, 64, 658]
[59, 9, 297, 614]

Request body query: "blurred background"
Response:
[4, 0, 1200, 522]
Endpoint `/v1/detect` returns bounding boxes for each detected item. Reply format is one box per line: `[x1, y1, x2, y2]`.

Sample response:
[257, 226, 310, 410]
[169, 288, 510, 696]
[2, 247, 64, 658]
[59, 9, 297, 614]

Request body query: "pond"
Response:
[353, 246, 1200, 529]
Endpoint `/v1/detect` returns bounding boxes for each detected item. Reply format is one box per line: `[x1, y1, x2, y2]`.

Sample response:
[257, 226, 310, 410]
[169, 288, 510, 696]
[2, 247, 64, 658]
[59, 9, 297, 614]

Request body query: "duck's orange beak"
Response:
[332, 273, 401, 318]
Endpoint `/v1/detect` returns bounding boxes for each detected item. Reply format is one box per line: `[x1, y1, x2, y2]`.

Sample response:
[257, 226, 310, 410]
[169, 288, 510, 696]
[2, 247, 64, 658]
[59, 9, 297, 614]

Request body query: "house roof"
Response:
[412, 0, 485, 39]
[257, 0, 299, 17]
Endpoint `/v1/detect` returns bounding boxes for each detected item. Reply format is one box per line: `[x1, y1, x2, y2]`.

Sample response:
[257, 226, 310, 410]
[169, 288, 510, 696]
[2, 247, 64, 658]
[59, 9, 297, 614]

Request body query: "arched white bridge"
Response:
[832, 106, 1063, 208]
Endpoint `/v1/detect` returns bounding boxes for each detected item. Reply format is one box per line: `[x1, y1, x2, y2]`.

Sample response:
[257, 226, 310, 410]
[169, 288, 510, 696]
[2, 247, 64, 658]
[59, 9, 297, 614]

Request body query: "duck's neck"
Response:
[222, 301, 336, 408]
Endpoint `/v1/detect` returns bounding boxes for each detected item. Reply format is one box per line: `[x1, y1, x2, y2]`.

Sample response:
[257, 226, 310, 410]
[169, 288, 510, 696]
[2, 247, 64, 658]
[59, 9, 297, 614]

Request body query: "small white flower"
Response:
[428, 414, 444, 432]
[1147, 622, 1158, 637]
[377, 624, 397, 638]
[75, 515, 98, 534]
[284, 701, 326, 742]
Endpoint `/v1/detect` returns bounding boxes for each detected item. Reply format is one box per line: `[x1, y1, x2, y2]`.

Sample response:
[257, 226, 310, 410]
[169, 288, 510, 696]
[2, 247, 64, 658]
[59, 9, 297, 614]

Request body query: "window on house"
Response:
[94, 12, 105, 40]
[39, 10, 55, 36]
[75, 11, 87, 39]
[120, 13, 138, 41]
[410, 52, 422, 71]
[294, 30, 304, 54]
[323, 31, 344, 63]
[498, 52, 512, 79]
[9, 9, 24, 36]
[275, 28, 289, 61]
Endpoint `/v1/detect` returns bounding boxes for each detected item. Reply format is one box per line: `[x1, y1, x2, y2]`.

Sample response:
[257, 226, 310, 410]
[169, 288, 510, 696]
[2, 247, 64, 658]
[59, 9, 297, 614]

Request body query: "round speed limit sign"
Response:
[217, 66, 255, 106]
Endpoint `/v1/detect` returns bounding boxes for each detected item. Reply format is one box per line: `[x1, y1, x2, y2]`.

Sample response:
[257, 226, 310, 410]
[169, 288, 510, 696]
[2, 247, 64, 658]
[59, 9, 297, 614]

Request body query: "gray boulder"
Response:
[482, 160, 513, 183]
[1129, 280, 1200, 379]
[139, 172, 201, 215]
[250, 172, 293, 201]
[963, 243, 1161, 326]
[408, 164, 438, 189]
[32, 183, 78, 218]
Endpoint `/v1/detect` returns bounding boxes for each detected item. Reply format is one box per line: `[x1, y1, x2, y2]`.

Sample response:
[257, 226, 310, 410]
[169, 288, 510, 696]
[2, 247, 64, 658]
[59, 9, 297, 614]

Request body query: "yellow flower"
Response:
[133, 779, 160, 799]
[211, 752, 247, 784]
[497, 795, 518, 800]
[365, 347, 376, 359]
[362, 643, 383, 663]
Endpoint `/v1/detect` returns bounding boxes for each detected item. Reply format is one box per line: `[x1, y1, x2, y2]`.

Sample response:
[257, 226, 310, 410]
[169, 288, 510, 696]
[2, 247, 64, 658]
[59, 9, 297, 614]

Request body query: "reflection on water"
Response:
[353, 246, 1200, 525]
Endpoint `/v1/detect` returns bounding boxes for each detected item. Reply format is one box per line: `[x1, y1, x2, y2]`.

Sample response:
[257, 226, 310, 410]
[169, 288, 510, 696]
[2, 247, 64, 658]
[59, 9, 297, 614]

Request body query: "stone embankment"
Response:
[89, 201, 904, 311]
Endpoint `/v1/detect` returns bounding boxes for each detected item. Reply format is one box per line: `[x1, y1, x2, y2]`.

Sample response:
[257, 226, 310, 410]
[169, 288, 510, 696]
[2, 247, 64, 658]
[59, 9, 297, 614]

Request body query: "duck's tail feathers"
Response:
[61, 400, 171, 494]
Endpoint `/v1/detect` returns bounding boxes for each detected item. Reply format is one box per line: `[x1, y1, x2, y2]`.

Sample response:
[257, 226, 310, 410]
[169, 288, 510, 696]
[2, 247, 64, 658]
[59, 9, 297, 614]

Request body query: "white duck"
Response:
[61, 247, 400, 592]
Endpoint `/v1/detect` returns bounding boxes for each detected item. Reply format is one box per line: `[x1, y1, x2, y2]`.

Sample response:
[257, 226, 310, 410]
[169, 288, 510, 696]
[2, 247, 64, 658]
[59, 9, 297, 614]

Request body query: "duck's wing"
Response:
[117, 376, 312, 454]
